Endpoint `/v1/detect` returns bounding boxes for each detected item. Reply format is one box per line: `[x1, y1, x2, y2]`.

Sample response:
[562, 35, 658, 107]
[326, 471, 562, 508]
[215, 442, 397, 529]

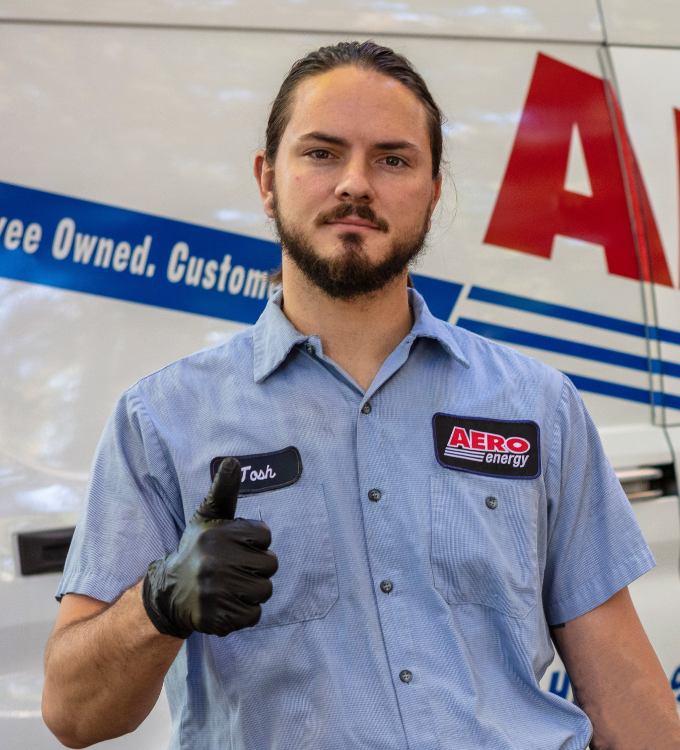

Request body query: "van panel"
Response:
[600, 0, 680, 47]
[0, 1, 605, 42]
[0, 25, 661, 447]
[609, 45, 680, 425]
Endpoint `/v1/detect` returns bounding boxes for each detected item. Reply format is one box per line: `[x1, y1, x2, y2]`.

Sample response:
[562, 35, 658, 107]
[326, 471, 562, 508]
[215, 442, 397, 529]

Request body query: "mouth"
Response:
[326, 218, 380, 232]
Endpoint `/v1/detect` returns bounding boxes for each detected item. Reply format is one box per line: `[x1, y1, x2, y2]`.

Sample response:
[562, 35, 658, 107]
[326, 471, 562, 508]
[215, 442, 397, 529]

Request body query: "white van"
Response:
[0, 2, 679, 746]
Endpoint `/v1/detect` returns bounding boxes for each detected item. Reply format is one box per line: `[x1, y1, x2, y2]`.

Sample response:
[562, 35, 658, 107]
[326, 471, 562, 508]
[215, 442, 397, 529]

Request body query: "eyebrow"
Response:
[299, 131, 347, 146]
[298, 131, 419, 151]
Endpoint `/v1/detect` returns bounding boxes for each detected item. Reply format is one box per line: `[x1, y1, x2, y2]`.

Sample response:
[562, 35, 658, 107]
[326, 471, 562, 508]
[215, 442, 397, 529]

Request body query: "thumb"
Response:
[194, 457, 241, 522]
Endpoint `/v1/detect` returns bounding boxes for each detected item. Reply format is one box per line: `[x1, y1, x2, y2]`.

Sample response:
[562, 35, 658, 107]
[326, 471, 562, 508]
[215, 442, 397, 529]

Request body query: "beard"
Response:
[273, 193, 430, 301]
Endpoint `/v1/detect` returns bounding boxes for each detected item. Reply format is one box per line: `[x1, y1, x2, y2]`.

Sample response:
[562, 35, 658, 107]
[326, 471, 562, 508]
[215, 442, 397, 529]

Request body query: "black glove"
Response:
[142, 457, 278, 639]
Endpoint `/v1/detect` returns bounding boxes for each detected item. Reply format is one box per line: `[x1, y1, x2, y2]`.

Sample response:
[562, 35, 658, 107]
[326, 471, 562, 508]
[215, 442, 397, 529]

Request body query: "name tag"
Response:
[210, 446, 303, 494]
[433, 413, 540, 479]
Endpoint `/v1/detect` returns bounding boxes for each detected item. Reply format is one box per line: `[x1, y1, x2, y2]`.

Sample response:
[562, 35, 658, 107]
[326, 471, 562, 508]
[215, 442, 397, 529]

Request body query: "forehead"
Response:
[283, 66, 430, 146]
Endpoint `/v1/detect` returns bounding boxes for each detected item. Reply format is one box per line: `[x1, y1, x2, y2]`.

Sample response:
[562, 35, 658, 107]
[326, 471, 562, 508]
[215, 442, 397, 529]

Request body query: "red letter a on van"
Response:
[484, 53, 672, 287]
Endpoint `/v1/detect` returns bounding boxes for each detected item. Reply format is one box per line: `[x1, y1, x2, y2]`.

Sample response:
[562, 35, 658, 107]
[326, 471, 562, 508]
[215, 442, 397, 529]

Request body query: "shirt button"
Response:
[361, 402, 372, 414]
[485, 496, 498, 510]
[368, 488, 381, 502]
[399, 670, 413, 684]
[305, 343, 314, 354]
[380, 580, 393, 594]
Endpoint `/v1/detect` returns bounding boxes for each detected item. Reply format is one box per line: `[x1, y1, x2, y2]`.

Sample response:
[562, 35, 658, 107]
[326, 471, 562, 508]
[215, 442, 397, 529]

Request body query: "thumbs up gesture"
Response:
[142, 458, 278, 639]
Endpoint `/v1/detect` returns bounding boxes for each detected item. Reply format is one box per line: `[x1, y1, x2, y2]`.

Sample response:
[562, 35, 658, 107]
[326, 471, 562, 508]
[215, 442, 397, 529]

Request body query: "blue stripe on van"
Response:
[652, 326, 680, 346]
[456, 318, 680, 379]
[565, 374, 680, 411]
[468, 285, 680, 346]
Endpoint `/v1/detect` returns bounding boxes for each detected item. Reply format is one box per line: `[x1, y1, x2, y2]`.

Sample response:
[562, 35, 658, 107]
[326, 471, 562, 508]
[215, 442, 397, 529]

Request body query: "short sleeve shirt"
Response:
[58, 288, 654, 750]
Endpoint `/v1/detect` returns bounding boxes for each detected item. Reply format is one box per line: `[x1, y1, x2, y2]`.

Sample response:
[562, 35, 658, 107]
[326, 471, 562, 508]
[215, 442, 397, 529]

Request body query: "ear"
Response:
[254, 150, 276, 218]
[426, 174, 443, 232]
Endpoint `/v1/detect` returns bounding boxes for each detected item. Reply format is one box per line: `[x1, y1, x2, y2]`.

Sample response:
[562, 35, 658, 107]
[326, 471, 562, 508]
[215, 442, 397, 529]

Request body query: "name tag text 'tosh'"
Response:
[210, 446, 302, 494]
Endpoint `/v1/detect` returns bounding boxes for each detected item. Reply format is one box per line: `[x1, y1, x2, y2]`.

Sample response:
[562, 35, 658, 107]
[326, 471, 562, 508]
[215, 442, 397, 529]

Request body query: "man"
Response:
[42, 42, 680, 749]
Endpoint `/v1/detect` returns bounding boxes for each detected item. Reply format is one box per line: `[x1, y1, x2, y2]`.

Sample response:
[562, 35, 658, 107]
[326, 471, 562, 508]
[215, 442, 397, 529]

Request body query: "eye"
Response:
[382, 155, 405, 167]
[309, 149, 331, 160]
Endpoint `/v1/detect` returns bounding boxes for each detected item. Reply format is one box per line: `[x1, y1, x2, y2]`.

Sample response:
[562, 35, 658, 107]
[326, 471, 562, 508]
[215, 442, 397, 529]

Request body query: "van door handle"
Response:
[16, 527, 75, 575]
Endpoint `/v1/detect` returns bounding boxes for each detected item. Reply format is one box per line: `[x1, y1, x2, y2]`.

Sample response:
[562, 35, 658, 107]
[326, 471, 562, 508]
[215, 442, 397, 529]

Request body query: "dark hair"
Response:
[264, 41, 444, 178]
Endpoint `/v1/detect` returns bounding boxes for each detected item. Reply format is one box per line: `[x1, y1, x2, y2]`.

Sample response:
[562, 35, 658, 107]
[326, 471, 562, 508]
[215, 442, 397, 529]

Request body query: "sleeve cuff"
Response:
[546, 547, 656, 625]
[55, 568, 142, 604]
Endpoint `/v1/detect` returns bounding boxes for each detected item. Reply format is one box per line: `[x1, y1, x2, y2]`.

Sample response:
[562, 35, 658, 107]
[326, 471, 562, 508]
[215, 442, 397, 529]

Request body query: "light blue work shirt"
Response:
[58, 288, 654, 750]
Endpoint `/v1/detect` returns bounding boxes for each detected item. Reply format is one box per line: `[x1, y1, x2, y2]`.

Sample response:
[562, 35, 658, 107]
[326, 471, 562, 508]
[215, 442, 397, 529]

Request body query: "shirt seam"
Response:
[544, 373, 570, 553]
[127, 391, 184, 532]
[122, 332, 247, 394]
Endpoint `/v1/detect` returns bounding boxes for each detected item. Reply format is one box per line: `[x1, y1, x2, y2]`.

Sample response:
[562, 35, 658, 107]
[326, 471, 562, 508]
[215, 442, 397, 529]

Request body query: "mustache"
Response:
[314, 203, 390, 233]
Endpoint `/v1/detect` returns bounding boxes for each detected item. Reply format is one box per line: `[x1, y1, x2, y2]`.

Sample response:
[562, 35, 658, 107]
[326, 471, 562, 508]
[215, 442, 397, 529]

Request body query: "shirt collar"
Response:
[252, 291, 308, 383]
[407, 286, 469, 369]
[252, 287, 469, 384]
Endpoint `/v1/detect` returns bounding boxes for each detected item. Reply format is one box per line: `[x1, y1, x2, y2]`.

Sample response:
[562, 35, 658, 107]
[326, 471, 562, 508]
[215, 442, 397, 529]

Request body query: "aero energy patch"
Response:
[433, 413, 540, 479]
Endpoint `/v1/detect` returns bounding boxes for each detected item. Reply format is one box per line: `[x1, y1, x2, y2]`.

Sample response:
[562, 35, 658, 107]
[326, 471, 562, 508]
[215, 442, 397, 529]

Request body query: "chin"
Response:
[333, 232, 389, 262]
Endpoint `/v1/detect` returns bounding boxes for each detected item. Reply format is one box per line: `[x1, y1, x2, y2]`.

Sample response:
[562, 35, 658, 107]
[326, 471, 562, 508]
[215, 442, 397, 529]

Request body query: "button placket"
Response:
[355, 402, 436, 747]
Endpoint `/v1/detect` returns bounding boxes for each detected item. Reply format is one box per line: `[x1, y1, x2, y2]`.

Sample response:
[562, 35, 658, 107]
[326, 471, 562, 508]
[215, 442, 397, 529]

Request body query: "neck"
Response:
[280, 259, 414, 392]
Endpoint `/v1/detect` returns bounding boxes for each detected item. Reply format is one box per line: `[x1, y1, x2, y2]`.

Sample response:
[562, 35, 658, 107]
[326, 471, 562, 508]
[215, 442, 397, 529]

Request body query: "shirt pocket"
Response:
[235, 482, 339, 628]
[430, 473, 539, 619]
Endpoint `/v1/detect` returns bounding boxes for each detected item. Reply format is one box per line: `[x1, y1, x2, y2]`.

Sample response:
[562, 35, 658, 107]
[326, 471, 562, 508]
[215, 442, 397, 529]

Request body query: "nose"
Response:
[334, 156, 374, 203]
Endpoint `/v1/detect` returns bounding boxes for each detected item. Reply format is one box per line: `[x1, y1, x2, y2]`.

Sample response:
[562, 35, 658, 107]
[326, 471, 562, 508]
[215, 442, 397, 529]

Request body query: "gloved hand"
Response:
[142, 457, 278, 639]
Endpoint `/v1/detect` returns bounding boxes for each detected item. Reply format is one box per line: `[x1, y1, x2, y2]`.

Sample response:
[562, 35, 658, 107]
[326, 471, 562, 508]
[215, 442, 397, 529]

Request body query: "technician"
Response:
[42, 42, 680, 749]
